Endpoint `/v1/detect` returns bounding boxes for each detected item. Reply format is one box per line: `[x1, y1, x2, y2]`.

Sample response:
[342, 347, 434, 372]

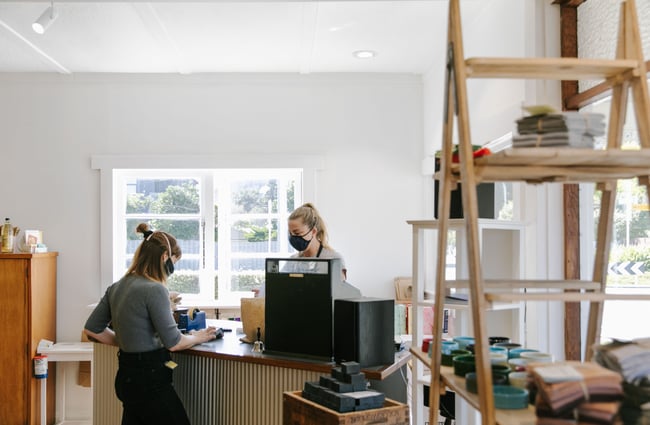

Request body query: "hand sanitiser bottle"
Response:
[1, 218, 13, 253]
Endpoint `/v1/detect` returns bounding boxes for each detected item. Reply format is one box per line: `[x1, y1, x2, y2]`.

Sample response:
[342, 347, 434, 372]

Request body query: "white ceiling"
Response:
[0, 1, 469, 75]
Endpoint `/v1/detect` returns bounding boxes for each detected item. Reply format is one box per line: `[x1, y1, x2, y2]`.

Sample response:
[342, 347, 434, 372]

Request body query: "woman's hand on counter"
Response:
[170, 326, 220, 351]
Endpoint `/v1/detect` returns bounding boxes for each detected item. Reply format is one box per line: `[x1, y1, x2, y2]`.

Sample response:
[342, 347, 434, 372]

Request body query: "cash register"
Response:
[264, 257, 394, 367]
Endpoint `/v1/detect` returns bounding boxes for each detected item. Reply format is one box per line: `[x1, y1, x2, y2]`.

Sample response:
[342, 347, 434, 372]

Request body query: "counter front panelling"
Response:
[92, 320, 408, 425]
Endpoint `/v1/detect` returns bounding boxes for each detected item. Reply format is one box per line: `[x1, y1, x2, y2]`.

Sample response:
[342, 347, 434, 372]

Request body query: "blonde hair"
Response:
[125, 223, 182, 283]
[289, 203, 331, 249]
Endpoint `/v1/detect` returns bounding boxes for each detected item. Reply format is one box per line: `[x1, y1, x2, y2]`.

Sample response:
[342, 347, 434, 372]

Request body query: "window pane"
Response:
[231, 273, 264, 292]
[232, 257, 266, 271]
[117, 168, 302, 303]
[286, 179, 297, 213]
[581, 95, 650, 342]
[126, 178, 200, 214]
[231, 219, 279, 252]
[231, 179, 277, 214]
[168, 274, 200, 294]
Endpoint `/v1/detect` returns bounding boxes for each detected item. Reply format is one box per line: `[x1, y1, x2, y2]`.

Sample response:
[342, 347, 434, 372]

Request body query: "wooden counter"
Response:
[92, 320, 409, 425]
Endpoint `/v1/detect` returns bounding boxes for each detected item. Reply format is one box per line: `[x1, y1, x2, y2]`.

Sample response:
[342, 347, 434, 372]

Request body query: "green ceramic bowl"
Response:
[442, 349, 471, 367]
[453, 354, 476, 377]
[491, 364, 511, 384]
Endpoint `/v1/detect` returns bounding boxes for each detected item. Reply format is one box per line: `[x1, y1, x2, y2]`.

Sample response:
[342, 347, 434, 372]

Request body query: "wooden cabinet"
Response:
[0, 253, 57, 425]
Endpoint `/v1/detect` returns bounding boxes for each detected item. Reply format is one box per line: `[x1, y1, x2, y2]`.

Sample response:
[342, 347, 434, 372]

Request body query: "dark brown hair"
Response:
[125, 223, 182, 283]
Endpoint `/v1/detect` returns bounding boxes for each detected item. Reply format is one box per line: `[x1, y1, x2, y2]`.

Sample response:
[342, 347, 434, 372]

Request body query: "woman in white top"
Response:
[255, 203, 348, 297]
[287, 202, 347, 280]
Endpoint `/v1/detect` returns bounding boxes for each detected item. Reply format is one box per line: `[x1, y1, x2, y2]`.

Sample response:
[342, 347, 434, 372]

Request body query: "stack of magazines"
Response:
[513, 112, 606, 148]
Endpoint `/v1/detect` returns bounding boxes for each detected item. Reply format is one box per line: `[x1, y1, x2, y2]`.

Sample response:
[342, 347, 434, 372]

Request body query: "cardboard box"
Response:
[283, 391, 409, 425]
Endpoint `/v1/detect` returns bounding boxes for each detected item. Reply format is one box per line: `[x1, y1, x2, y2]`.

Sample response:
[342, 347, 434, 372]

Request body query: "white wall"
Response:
[579, 0, 650, 91]
[0, 72, 425, 420]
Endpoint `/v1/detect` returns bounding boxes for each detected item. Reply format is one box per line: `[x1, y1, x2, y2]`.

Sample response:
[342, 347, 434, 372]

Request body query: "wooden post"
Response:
[558, 1, 582, 362]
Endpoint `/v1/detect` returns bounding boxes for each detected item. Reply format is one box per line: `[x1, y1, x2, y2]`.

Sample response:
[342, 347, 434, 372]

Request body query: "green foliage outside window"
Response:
[168, 274, 199, 294]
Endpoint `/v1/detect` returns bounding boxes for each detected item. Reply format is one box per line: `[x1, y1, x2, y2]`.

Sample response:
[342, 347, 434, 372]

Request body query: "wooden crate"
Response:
[283, 391, 409, 425]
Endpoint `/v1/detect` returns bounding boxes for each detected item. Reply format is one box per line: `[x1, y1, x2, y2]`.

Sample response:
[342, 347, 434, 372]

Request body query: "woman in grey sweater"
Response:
[85, 223, 218, 425]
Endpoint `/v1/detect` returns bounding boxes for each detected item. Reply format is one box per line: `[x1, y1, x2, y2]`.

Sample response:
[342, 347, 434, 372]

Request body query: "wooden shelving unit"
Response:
[415, 1, 650, 425]
[407, 219, 526, 425]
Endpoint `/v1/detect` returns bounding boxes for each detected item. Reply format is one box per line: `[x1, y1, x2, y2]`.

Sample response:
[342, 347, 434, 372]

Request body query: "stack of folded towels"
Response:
[513, 112, 606, 148]
[528, 361, 623, 424]
[593, 339, 650, 424]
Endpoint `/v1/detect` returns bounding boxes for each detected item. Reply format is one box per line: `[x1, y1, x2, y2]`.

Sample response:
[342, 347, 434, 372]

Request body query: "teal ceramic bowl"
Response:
[493, 385, 529, 409]
[442, 340, 460, 355]
[442, 349, 471, 367]
[494, 342, 522, 358]
[453, 336, 475, 350]
[509, 348, 539, 359]
[490, 346, 508, 355]
[453, 354, 476, 377]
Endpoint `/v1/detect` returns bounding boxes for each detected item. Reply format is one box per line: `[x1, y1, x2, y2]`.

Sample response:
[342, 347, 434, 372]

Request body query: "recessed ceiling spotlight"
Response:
[353, 50, 377, 59]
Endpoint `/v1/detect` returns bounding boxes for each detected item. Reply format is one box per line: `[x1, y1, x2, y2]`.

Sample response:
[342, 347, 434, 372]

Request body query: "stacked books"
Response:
[513, 112, 606, 148]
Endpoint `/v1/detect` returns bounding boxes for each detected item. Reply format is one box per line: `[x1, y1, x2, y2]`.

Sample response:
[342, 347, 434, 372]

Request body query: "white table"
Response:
[39, 342, 94, 425]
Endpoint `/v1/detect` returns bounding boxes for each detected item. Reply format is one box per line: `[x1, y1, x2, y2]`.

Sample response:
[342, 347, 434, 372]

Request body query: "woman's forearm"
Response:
[84, 328, 118, 346]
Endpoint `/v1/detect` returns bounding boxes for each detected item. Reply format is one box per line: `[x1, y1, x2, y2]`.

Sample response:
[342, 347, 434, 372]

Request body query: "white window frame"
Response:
[92, 154, 324, 298]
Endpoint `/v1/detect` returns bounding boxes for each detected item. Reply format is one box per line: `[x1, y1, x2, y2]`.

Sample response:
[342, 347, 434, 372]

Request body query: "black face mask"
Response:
[165, 258, 175, 276]
[289, 234, 311, 252]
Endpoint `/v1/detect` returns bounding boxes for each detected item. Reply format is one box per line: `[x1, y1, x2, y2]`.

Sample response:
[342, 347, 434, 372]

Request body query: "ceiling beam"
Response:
[0, 18, 70, 74]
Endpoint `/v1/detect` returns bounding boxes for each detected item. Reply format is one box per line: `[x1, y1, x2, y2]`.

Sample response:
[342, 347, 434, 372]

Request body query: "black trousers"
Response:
[115, 349, 191, 425]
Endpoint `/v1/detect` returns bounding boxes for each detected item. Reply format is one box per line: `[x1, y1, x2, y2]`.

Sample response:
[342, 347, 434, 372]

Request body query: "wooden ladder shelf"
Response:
[418, 0, 650, 424]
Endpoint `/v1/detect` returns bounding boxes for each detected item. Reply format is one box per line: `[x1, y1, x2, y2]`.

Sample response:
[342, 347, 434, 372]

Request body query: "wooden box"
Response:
[283, 391, 409, 425]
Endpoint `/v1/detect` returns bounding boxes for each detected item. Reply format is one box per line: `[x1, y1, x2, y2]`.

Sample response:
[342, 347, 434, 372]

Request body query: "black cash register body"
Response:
[264, 258, 394, 367]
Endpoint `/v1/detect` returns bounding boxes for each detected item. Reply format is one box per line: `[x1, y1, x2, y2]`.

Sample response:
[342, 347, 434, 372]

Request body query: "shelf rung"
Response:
[465, 57, 639, 80]
[446, 279, 601, 290]
[486, 292, 650, 302]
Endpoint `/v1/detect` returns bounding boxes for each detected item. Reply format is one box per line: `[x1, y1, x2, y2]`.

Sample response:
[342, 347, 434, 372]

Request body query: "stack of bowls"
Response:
[508, 357, 529, 372]
[453, 336, 475, 351]
[442, 349, 471, 367]
[488, 336, 510, 346]
[509, 348, 539, 359]
[494, 342, 522, 358]
[441, 340, 459, 355]
[453, 354, 476, 377]
[508, 371, 529, 390]
[520, 351, 554, 364]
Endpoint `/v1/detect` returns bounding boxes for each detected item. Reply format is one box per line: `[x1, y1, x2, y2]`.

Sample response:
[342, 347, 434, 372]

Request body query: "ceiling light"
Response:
[353, 50, 377, 59]
[32, 2, 58, 35]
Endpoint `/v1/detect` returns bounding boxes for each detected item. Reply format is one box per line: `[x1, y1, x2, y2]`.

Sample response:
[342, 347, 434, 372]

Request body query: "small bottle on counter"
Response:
[1, 218, 14, 253]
